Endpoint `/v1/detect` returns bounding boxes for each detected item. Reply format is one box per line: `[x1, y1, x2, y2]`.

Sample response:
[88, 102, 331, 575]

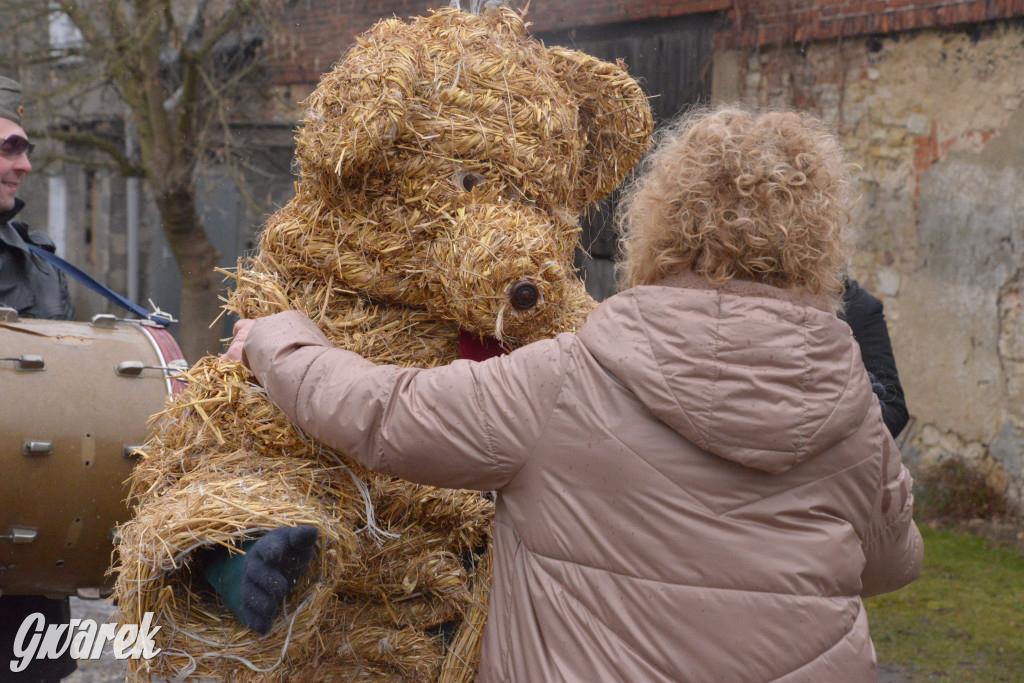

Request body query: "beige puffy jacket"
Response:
[243, 273, 923, 682]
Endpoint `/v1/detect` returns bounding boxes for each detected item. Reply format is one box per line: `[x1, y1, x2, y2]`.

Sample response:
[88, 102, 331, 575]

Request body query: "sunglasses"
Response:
[0, 135, 35, 159]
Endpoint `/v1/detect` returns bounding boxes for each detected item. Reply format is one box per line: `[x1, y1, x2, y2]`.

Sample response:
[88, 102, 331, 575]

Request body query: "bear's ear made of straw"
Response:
[547, 46, 654, 209]
[296, 32, 417, 183]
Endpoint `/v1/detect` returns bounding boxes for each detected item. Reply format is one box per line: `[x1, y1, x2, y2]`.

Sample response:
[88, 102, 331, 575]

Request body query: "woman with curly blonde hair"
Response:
[619, 106, 855, 307]
[620, 105, 911, 436]
[227, 104, 921, 681]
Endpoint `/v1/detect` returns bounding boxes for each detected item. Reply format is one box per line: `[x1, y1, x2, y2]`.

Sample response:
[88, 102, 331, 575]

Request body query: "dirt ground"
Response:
[878, 664, 917, 682]
[62, 598, 125, 683]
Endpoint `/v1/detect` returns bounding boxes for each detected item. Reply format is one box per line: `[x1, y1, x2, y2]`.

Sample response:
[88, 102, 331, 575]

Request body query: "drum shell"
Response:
[0, 317, 182, 598]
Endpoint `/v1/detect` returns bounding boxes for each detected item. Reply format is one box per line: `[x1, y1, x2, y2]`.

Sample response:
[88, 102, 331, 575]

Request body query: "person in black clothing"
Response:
[0, 80, 72, 320]
[843, 277, 909, 439]
[0, 197, 75, 320]
[0, 75, 77, 682]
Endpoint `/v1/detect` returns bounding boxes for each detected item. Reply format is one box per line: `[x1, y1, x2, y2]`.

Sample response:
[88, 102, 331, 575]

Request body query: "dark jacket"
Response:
[0, 198, 77, 680]
[842, 278, 908, 438]
[0, 198, 74, 320]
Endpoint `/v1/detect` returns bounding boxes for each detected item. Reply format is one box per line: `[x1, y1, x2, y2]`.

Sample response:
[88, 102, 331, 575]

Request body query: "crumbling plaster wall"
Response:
[713, 21, 1024, 506]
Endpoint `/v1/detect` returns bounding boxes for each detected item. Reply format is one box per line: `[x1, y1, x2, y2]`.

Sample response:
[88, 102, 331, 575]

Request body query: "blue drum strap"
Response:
[27, 244, 172, 327]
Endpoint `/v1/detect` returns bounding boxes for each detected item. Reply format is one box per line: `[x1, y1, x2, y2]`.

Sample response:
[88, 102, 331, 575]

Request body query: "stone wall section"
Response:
[713, 20, 1024, 507]
[268, 3, 1024, 508]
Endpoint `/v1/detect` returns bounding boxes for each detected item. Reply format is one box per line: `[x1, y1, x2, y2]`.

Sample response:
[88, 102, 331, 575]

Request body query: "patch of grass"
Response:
[866, 524, 1024, 681]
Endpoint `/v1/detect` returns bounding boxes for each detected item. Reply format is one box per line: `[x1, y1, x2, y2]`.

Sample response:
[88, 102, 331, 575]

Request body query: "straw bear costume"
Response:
[113, 7, 651, 681]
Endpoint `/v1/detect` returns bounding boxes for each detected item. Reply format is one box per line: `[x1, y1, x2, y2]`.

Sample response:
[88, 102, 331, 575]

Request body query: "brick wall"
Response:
[275, 1, 1024, 85]
[720, 0, 1024, 48]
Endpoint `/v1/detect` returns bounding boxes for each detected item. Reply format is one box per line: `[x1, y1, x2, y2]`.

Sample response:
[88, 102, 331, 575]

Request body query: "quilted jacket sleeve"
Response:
[242, 310, 571, 492]
[842, 279, 908, 438]
[860, 432, 924, 598]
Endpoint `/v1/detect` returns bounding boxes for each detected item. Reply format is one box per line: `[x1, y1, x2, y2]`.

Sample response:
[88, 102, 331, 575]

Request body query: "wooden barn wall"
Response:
[535, 13, 716, 300]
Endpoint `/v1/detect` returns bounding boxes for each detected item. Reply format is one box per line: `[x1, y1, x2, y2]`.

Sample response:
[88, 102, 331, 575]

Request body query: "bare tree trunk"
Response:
[154, 184, 224, 362]
[31, 0, 278, 362]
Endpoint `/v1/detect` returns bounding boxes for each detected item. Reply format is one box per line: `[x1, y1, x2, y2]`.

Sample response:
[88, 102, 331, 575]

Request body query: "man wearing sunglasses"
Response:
[0, 76, 73, 321]
[0, 75, 77, 682]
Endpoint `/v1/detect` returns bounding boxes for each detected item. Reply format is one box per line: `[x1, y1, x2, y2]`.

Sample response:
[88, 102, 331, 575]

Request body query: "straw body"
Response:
[114, 7, 652, 681]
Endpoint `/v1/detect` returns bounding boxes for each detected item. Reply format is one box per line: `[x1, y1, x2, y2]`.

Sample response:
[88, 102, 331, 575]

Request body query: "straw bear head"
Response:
[275, 7, 652, 345]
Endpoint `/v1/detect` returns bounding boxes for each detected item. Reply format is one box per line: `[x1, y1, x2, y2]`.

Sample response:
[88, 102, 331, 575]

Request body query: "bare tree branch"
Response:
[54, 0, 110, 54]
[196, 0, 257, 62]
[44, 153, 142, 174]
[44, 129, 146, 177]
[9, 0, 288, 358]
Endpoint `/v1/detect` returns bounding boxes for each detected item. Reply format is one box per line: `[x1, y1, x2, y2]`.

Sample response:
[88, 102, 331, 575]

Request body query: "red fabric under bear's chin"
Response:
[458, 330, 510, 362]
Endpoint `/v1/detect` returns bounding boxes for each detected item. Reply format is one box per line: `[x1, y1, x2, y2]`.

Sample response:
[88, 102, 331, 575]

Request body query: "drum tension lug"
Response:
[17, 354, 44, 371]
[91, 313, 118, 329]
[0, 354, 44, 371]
[116, 360, 145, 377]
[0, 527, 38, 544]
[22, 440, 53, 456]
[0, 306, 18, 322]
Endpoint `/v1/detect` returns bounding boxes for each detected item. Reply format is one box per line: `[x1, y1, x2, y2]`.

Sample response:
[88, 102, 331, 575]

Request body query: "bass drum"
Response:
[0, 311, 185, 598]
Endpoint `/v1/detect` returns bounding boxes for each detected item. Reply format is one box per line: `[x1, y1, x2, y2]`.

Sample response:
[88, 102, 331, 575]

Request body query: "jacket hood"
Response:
[577, 273, 875, 474]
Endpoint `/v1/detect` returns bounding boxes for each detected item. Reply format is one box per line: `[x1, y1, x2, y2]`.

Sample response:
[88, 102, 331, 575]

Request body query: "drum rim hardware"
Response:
[21, 440, 53, 456]
[0, 353, 44, 371]
[1, 316, 186, 596]
[116, 359, 187, 377]
[89, 312, 178, 329]
[90, 313, 118, 328]
[0, 526, 38, 544]
[0, 308, 176, 329]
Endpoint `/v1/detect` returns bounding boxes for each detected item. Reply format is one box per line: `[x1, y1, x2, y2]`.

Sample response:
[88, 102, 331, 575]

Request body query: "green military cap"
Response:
[0, 76, 23, 125]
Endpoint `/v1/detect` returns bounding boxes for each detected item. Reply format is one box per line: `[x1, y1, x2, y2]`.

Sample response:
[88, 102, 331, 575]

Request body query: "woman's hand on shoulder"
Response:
[223, 318, 256, 366]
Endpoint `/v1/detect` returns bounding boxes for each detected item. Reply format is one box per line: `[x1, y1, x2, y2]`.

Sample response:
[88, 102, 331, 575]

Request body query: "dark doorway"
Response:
[534, 13, 717, 299]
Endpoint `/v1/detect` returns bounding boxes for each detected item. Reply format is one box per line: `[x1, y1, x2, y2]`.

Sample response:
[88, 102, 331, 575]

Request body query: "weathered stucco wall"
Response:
[713, 20, 1024, 506]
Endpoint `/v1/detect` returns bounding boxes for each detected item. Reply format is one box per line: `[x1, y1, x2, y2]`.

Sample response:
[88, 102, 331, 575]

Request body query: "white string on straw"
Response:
[247, 381, 400, 545]
[168, 592, 313, 680]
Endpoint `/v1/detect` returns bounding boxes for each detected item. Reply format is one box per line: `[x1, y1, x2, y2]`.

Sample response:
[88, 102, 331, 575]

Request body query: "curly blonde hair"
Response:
[617, 106, 855, 308]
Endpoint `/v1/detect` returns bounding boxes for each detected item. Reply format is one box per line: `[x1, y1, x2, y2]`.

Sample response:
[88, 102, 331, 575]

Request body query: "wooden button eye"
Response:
[508, 280, 539, 310]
